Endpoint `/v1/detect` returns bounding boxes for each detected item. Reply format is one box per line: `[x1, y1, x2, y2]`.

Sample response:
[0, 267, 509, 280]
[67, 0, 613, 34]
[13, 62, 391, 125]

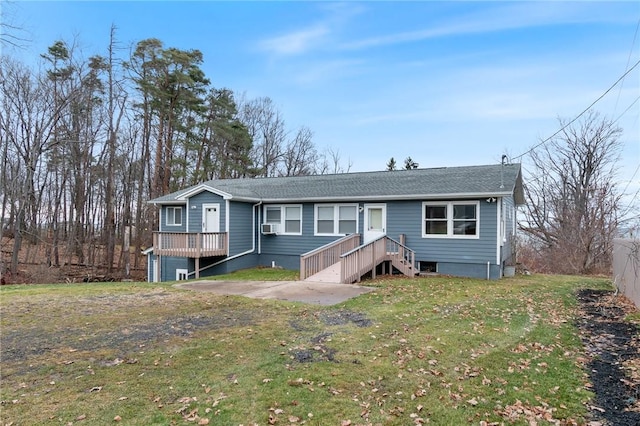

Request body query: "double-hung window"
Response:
[166, 206, 183, 226]
[264, 205, 302, 235]
[423, 201, 479, 238]
[314, 204, 358, 235]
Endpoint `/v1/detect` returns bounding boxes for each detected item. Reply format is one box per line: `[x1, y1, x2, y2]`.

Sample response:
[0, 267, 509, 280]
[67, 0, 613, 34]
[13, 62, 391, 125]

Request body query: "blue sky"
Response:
[3, 1, 640, 204]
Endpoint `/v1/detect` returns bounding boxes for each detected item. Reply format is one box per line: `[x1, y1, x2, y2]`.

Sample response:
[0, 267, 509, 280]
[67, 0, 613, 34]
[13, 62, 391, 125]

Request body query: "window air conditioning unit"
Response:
[261, 223, 277, 234]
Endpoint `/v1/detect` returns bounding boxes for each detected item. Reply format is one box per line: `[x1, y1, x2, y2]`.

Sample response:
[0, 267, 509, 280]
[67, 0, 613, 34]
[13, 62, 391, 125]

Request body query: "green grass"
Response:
[202, 266, 300, 281]
[0, 271, 611, 425]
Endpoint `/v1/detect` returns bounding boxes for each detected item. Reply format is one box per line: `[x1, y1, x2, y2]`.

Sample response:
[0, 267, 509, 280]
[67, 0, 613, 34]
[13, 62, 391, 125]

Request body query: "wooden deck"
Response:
[153, 232, 228, 257]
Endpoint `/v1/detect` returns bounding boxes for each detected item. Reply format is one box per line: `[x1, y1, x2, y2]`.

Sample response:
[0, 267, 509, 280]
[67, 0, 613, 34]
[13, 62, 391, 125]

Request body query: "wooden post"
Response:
[195, 257, 200, 279]
[371, 242, 376, 279]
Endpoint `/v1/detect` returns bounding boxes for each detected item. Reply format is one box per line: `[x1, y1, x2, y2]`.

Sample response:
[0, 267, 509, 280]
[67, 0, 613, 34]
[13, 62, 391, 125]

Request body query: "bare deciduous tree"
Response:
[281, 126, 316, 176]
[0, 1, 30, 49]
[240, 97, 286, 177]
[521, 110, 623, 274]
[317, 147, 352, 175]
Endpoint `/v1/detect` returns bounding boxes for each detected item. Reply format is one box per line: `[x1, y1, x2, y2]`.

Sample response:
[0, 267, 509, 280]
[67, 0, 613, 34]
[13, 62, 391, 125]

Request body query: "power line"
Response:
[513, 58, 640, 161]
[615, 17, 640, 112]
[613, 95, 640, 125]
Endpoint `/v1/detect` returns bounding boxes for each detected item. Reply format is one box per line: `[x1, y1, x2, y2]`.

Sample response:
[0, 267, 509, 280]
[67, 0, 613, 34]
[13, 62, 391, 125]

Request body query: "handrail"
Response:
[340, 235, 387, 258]
[299, 233, 360, 280]
[340, 235, 417, 283]
[385, 236, 412, 253]
[340, 236, 388, 283]
[301, 233, 359, 258]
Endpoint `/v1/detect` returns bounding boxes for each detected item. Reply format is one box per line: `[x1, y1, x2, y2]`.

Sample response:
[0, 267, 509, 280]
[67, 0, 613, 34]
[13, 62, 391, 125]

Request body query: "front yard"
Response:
[0, 272, 637, 425]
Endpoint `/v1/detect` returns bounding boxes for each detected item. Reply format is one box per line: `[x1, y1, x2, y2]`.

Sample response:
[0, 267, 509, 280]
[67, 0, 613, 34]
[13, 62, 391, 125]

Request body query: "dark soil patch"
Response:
[292, 345, 338, 363]
[0, 293, 257, 366]
[289, 309, 372, 331]
[287, 310, 372, 364]
[319, 310, 372, 327]
[576, 289, 640, 426]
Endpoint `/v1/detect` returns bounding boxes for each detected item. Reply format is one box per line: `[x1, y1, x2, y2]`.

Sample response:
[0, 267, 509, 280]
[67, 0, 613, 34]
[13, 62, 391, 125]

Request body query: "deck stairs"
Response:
[300, 234, 417, 284]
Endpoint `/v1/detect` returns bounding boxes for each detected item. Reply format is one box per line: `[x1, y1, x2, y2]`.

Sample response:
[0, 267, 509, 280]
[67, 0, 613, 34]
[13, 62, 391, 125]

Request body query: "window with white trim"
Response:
[314, 204, 358, 235]
[166, 206, 183, 226]
[263, 205, 302, 235]
[422, 201, 479, 238]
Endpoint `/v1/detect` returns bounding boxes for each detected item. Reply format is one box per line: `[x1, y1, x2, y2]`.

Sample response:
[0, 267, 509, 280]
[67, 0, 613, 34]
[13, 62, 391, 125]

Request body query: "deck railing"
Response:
[340, 236, 388, 283]
[340, 236, 416, 283]
[153, 232, 227, 258]
[386, 237, 416, 277]
[299, 234, 361, 280]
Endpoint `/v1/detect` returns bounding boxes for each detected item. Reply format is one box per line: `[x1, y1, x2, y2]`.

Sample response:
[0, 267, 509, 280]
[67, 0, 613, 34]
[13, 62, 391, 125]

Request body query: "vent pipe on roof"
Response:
[500, 155, 508, 189]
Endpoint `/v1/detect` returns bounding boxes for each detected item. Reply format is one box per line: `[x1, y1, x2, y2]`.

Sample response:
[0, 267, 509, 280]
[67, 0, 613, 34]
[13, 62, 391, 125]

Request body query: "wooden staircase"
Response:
[300, 234, 417, 284]
[340, 236, 417, 283]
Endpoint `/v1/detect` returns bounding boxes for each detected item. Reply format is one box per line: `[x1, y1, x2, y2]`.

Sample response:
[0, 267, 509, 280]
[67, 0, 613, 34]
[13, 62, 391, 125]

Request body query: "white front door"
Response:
[202, 204, 220, 233]
[152, 259, 159, 283]
[363, 204, 386, 243]
[202, 204, 220, 249]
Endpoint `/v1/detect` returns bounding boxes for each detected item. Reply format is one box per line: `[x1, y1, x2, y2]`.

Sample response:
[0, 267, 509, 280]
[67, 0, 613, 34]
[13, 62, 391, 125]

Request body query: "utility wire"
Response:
[613, 95, 640, 125]
[513, 58, 640, 161]
[615, 17, 640, 111]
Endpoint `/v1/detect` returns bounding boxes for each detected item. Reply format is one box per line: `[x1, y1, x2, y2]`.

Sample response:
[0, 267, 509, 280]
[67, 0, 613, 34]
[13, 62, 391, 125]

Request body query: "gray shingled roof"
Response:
[149, 163, 524, 204]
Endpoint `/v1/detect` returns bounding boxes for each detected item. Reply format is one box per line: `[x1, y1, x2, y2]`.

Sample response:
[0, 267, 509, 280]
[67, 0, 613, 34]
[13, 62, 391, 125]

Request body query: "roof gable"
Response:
[176, 184, 233, 201]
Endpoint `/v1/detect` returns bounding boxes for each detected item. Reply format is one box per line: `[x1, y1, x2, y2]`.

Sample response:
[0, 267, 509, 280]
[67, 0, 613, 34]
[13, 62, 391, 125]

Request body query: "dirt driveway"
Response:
[174, 280, 375, 305]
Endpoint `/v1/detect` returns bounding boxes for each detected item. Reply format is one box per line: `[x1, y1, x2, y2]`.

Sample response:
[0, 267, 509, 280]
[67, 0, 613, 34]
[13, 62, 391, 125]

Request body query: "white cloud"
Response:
[258, 24, 329, 56]
[257, 3, 365, 57]
[340, 2, 635, 51]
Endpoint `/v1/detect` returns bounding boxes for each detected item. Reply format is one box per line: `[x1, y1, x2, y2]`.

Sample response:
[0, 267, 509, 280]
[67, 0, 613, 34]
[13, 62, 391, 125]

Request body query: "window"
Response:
[166, 206, 182, 226]
[422, 201, 479, 238]
[284, 206, 301, 234]
[314, 204, 358, 235]
[263, 205, 302, 235]
[176, 269, 188, 281]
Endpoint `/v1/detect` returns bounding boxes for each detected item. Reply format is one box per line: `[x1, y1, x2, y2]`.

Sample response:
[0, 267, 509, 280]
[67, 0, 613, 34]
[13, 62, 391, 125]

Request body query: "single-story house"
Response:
[145, 163, 524, 282]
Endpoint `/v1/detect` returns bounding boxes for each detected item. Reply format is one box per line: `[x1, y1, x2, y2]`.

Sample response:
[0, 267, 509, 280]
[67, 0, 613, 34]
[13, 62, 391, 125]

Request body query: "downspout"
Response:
[188, 201, 262, 277]
[257, 203, 262, 254]
[487, 261, 490, 281]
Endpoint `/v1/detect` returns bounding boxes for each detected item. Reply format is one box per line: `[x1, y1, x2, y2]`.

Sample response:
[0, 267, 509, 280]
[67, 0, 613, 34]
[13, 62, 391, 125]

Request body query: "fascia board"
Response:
[259, 191, 516, 203]
[176, 184, 233, 200]
[147, 200, 186, 205]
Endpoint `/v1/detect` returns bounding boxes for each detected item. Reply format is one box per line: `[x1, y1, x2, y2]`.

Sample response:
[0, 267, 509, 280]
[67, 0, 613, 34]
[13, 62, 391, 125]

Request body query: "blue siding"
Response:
[198, 254, 259, 277]
[228, 201, 254, 255]
[187, 191, 226, 232]
[257, 254, 300, 271]
[258, 199, 500, 273]
[384, 200, 498, 265]
[147, 253, 156, 281]
[259, 203, 341, 256]
[438, 262, 501, 280]
[160, 256, 189, 281]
